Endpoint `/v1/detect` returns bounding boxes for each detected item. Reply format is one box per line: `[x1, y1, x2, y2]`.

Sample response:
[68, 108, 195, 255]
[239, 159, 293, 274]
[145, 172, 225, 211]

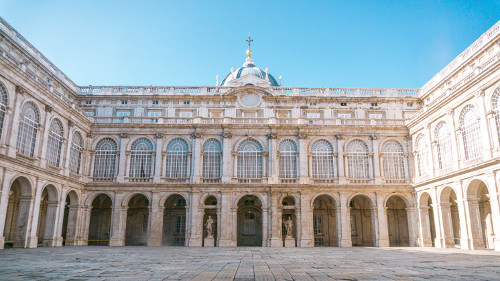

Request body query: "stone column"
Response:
[52, 188, 68, 247]
[475, 91, 493, 160]
[431, 191, 444, 248]
[339, 192, 352, 247]
[42, 201, 61, 247]
[483, 175, 500, 251]
[19, 194, 36, 248]
[464, 198, 484, 249]
[221, 132, 232, 184]
[218, 192, 233, 246]
[267, 133, 278, 184]
[63, 126, 73, 176]
[445, 109, 460, 170]
[425, 124, 436, 178]
[298, 133, 309, 184]
[188, 192, 202, 246]
[336, 135, 345, 183]
[270, 191, 281, 247]
[80, 205, 92, 246]
[376, 192, 389, 247]
[231, 206, 238, 246]
[65, 204, 80, 246]
[371, 136, 382, 184]
[299, 192, 313, 247]
[403, 152, 410, 181]
[148, 192, 163, 246]
[39, 107, 52, 167]
[191, 132, 201, 184]
[153, 134, 163, 183]
[437, 202, 455, 248]
[6, 86, 23, 158]
[407, 206, 417, 247]
[0, 171, 15, 248]
[418, 206, 433, 247]
[116, 134, 128, 182]
[109, 192, 126, 247]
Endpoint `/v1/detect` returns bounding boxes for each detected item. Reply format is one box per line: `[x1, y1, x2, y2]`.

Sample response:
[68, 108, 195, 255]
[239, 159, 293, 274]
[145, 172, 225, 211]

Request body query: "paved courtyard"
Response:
[1, 247, 500, 280]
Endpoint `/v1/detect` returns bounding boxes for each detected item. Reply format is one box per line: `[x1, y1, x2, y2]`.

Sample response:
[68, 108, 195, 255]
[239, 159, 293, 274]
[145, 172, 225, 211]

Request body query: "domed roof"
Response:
[220, 50, 279, 87]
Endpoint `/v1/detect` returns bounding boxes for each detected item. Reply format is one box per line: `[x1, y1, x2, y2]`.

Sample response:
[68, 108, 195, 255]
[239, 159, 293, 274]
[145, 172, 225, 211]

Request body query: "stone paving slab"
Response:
[0, 247, 499, 280]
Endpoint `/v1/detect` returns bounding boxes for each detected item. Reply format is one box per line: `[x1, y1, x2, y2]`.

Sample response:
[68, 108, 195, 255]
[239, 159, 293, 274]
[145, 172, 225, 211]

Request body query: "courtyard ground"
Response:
[0, 246, 499, 280]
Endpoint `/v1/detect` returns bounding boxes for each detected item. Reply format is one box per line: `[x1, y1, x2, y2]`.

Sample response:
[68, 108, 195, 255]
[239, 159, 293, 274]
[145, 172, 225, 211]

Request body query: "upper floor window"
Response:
[369, 113, 382, 119]
[340, 102, 347, 106]
[346, 140, 370, 179]
[46, 119, 64, 167]
[69, 131, 83, 174]
[0, 82, 7, 139]
[381, 141, 405, 179]
[152, 100, 159, 105]
[148, 111, 161, 118]
[414, 134, 428, 177]
[492, 87, 500, 144]
[117, 111, 130, 117]
[279, 139, 298, 179]
[93, 138, 118, 179]
[129, 138, 154, 178]
[165, 138, 189, 178]
[434, 121, 452, 170]
[183, 101, 190, 105]
[307, 112, 320, 119]
[202, 139, 222, 179]
[16, 101, 40, 157]
[121, 100, 128, 105]
[179, 111, 193, 118]
[237, 139, 263, 179]
[460, 104, 482, 161]
[311, 139, 335, 179]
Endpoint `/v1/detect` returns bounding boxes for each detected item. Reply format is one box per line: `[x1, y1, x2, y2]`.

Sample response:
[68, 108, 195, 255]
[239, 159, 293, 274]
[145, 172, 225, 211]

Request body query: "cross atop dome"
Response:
[246, 34, 253, 57]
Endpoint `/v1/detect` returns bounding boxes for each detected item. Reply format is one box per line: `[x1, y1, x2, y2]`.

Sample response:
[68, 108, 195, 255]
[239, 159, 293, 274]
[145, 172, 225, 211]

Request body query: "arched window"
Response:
[202, 138, 222, 179]
[16, 101, 40, 157]
[434, 121, 452, 170]
[382, 141, 405, 179]
[46, 119, 64, 167]
[166, 138, 189, 178]
[346, 140, 370, 179]
[129, 138, 154, 178]
[0, 82, 7, 139]
[69, 131, 83, 174]
[460, 104, 482, 161]
[279, 139, 297, 178]
[492, 87, 500, 144]
[237, 139, 263, 178]
[93, 138, 118, 179]
[311, 139, 335, 178]
[415, 134, 428, 177]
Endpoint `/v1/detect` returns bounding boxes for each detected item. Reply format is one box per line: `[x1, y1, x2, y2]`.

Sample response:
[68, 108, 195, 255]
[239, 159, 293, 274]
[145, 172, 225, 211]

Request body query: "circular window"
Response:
[240, 93, 261, 107]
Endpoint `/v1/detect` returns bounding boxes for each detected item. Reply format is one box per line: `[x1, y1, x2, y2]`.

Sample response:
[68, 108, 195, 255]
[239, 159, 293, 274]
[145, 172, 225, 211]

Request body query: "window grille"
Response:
[313, 215, 323, 235]
[129, 138, 154, 178]
[237, 139, 263, 178]
[414, 134, 428, 177]
[382, 141, 405, 179]
[459, 105, 482, 161]
[434, 121, 452, 170]
[492, 88, 500, 144]
[0, 82, 7, 139]
[346, 140, 370, 179]
[16, 101, 39, 157]
[176, 215, 186, 234]
[166, 138, 189, 178]
[279, 139, 298, 178]
[202, 138, 222, 179]
[311, 140, 336, 178]
[93, 138, 118, 178]
[46, 119, 64, 167]
[69, 131, 83, 174]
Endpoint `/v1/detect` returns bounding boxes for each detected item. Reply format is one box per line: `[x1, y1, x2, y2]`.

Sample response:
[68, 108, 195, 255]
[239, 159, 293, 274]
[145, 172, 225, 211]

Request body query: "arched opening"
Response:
[88, 194, 112, 246]
[386, 195, 409, 246]
[163, 194, 187, 246]
[4, 177, 32, 248]
[418, 193, 436, 247]
[281, 196, 296, 247]
[36, 185, 59, 246]
[350, 195, 375, 246]
[125, 194, 150, 246]
[439, 187, 461, 248]
[237, 195, 262, 246]
[62, 191, 79, 246]
[203, 196, 218, 247]
[467, 180, 495, 249]
[312, 195, 337, 246]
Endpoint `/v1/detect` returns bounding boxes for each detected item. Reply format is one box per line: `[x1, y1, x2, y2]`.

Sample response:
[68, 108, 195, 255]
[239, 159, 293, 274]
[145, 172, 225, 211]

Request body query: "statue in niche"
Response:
[205, 215, 214, 237]
[283, 217, 293, 238]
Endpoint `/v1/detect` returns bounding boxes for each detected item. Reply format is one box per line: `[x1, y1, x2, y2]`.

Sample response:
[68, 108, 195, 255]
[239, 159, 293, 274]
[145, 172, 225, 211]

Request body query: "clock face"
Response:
[240, 93, 261, 107]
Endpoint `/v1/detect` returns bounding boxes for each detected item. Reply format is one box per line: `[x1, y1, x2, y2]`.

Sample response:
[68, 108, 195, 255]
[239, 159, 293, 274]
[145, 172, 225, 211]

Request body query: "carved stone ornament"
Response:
[68, 120, 74, 128]
[86, 132, 92, 138]
[15, 85, 26, 95]
[45, 105, 53, 113]
[191, 132, 201, 139]
[120, 133, 128, 138]
[155, 133, 164, 139]
[335, 134, 344, 140]
[222, 131, 232, 139]
[298, 133, 308, 139]
[266, 133, 277, 139]
[370, 135, 378, 140]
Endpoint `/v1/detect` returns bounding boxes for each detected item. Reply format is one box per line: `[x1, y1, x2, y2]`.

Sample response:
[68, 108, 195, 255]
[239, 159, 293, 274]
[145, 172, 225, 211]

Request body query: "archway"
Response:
[36, 185, 59, 246]
[237, 195, 263, 246]
[61, 191, 79, 246]
[467, 180, 495, 249]
[350, 195, 375, 246]
[386, 195, 409, 246]
[88, 194, 112, 246]
[312, 195, 337, 246]
[281, 196, 296, 247]
[203, 196, 218, 247]
[439, 187, 461, 248]
[125, 194, 150, 246]
[163, 194, 187, 246]
[4, 177, 32, 248]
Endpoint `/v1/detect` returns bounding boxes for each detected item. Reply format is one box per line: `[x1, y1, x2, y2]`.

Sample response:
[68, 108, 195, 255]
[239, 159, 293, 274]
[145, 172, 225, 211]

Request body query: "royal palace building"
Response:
[0, 17, 499, 251]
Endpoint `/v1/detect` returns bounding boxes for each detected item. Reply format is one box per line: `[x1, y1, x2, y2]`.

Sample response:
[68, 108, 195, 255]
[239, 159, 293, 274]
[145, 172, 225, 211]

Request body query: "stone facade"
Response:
[0, 16, 499, 251]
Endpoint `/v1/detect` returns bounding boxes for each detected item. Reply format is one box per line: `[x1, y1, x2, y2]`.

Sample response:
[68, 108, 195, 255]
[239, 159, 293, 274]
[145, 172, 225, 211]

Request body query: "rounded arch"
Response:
[0, 80, 8, 138]
[71, 130, 84, 147]
[203, 138, 222, 151]
[310, 138, 334, 152]
[237, 138, 263, 151]
[232, 136, 266, 151]
[93, 137, 119, 151]
[465, 178, 493, 199]
[438, 185, 459, 204]
[164, 136, 190, 151]
[121, 192, 152, 207]
[200, 193, 220, 206]
[48, 116, 67, 135]
[41, 184, 60, 202]
[9, 175, 34, 196]
[384, 193, 411, 208]
[310, 193, 338, 208]
[278, 139, 297, 151]
[381, 139, 404, 152]
[84, 191, 114, 207]
[347, 193, 375, 208]
[127, 136, 155, 151]
[20, 100, 41, 123]
[346, 139, 369, 152]
[66, 190, 80, 206]
[233, 193, 265, 208]
[418, 191, 433, 207]
[159, 192, 189, 207]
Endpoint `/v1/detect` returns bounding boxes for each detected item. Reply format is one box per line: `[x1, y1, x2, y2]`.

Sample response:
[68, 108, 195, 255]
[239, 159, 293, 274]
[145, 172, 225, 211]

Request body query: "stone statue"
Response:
[205, 215, 214, 237]
[283, 217, 293, 238]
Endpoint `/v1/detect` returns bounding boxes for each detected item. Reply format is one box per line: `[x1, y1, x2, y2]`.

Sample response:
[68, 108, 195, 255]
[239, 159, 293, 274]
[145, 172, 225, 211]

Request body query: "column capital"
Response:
[120, 133, 128, 139]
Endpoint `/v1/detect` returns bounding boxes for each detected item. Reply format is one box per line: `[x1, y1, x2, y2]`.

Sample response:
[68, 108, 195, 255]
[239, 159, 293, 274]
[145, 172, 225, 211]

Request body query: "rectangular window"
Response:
[176, 215, 186, 234]
[86, 111, 94, 116]
[340, 102, 347, 106]
[183, 101, 190, 105]
[313, 215, 323, 235]
[152, 100, 159, 105]
[338, 113, 351, 119]
[121, 100, 128, 105]
[371, 103, 378, 107]
[307, 112, 320, 119]
[85, 100, 92, 105]
[369, 113, 382, 119]
[309, 102, 317, 106]
[116, 111, 130, 117]
[148, 111, 161, 117]
[179, 111, 193, 118]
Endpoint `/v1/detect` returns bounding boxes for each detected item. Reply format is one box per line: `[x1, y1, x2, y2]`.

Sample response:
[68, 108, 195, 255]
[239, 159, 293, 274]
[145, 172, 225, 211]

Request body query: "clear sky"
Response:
[1, 0, 498, 88]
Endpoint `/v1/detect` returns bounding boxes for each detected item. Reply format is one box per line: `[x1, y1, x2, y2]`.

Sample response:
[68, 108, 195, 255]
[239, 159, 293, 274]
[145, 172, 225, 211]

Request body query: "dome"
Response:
[220, 57, 279, 87]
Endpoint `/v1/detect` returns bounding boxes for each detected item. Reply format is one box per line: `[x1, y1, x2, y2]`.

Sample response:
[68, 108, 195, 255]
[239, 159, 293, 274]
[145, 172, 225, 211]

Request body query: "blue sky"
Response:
[1, 0, 498, 88]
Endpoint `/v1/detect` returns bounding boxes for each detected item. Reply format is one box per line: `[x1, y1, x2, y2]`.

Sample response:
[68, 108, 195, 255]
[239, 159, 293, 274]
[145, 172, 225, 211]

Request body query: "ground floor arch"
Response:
[312, 195, 337, 247]
[202, 195, 218, 247]
[350, 195, 375, 246]
[467, 180, 495, 249]
[4, 177, 33, 248]
[36, 185, 59, 246]
[163, 194, 187, 246]
[88, 194, 112, 246]
[125, 194, 150, 246]
[386, 195, 409, 246]
[439, 187, 461, 248]
[418, 192, 436, 247]
[62, 191, 79, 246]
[237, 195, 263, 246]
[281, 196, 297, 247]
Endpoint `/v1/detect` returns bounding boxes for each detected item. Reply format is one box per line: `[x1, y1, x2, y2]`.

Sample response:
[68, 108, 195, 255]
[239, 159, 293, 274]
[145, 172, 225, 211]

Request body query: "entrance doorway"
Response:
[237, 195, 262, 246]
[88, 194, 112, 246]
[163, 194, 187, 246]
[312, 195, 337, 246]
[386, 195, 409, 246]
